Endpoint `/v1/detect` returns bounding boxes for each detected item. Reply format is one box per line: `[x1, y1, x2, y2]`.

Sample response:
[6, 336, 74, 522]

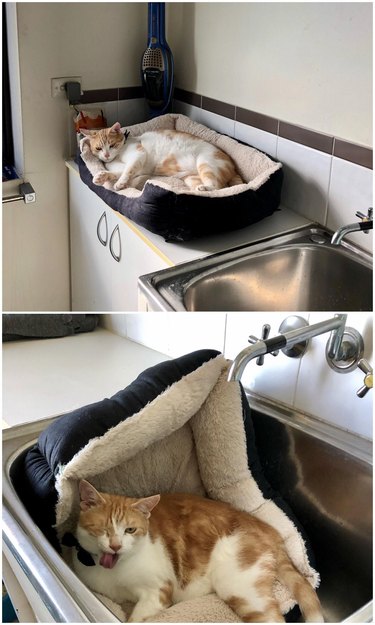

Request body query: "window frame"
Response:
[3, 2, 24, 184]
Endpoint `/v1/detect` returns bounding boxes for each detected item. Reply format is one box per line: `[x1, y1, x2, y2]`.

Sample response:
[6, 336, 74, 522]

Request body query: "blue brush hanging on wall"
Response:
[141, 2, 174, 117]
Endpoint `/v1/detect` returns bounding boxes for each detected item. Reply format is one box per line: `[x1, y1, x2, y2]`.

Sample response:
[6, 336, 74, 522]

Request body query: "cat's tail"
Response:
[276, 550, 324, 623]
[229, 173, 244, 186]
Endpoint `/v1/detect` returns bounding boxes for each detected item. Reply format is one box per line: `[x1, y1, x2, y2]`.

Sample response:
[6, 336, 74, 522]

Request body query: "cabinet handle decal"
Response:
[97, 211, 108, 246]
[109, 225, 121, 262]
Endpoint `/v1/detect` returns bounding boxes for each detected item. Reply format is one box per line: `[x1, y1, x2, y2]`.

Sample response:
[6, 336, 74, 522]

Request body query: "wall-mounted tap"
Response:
[356, 359, 373, 398]
[331, 208, 373, 245]
[228, 314, 347, 381]
[248, 323, 278, 365]
[229, 314, 371, 399]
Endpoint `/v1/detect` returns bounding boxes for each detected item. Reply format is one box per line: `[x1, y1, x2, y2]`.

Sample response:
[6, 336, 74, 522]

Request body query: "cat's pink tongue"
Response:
[99, 552, 119, 569]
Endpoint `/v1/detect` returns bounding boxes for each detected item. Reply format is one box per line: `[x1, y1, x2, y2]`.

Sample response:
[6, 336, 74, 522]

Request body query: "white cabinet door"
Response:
[69, 170, 169, 311]
[111, 216, 169, 311]
[70, 172, 114, 311]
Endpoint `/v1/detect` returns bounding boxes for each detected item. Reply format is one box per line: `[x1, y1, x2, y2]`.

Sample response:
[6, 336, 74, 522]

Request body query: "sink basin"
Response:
[247, 395, 372, 623]
[2, 398, 372, 622]
[139, 227, 372, 311]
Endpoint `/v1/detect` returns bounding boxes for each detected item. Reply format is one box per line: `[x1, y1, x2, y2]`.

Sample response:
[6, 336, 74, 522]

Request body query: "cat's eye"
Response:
[125, 527, 136, 534]
[109, 144, 116, 148]
[95, 146, 101, 151]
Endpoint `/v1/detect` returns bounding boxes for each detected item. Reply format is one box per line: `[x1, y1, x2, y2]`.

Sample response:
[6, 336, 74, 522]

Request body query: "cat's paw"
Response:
[196, 184, 215, 192]
[93, 171, 113, 186]
[114, 179, 129, 191]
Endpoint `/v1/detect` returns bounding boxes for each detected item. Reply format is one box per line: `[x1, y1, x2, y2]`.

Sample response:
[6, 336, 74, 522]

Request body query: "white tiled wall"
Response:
[294, 313, 373, 439]
[234, 121, 278, 160]
[102, 312, 373, 440]
[101, 313, 226, 357]
[174, 100, 373, 253]
[276, 138, 331, 225]
[327, 157, 373, 253]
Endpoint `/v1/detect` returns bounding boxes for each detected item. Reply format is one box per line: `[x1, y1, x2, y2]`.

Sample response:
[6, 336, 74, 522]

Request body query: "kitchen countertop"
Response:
[2, 328, 170, 429]
[66, 159, 312, 266]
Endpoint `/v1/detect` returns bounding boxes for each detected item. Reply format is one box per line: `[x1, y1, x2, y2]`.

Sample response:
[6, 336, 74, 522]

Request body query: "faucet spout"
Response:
[331, 208, 373, 245]
[228, 314, 347, 382]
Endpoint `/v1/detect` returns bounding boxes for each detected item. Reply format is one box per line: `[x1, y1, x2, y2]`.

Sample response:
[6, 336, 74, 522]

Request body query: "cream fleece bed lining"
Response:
[56, 355, 319, 622]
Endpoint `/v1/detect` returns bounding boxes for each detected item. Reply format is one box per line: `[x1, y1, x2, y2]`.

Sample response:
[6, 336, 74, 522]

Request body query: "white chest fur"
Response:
[72, 534, 175, 604]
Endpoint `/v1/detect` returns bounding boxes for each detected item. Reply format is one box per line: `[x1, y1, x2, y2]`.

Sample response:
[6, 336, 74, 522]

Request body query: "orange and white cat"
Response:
[72, 480, 323, 623]
[80, 123, 243, 192]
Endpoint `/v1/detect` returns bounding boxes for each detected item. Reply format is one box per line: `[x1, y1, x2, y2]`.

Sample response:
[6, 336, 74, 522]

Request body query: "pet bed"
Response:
[77, 114, 283, 242]
[11, 349, 319, 622]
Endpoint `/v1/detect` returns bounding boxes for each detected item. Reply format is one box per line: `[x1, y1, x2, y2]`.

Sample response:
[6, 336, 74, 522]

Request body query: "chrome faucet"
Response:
[331, 208, 373, 245]
[228, 314, 347, 381]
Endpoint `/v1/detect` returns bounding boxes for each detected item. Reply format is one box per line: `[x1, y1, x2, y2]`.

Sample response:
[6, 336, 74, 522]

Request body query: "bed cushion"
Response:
[77, 114, 283, 242]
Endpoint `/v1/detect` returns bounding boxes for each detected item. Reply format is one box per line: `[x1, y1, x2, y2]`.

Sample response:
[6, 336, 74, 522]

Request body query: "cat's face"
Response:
[77, 480, 160, 569]
[81, 122, 127, 163]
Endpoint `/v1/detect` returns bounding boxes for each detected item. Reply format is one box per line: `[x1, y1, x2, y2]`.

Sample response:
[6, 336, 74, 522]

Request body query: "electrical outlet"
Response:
[51, 76, 82, 98]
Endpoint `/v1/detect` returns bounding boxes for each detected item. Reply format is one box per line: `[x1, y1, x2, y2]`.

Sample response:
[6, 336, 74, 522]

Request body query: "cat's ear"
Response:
[79, 479, 105, 511]
[131, 494, 160, 519]
[109, 122, 122, 133]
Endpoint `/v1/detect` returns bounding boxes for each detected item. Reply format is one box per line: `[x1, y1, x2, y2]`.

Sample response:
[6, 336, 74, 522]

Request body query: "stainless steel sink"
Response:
[247, 394, 372, 623]
[2, 398, 372, 622]
[138, 227, 372, 311]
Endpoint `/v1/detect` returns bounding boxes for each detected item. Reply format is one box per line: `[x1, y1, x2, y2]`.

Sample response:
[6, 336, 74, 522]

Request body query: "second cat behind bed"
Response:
[72, 480, 323, 623]
[80, 122, 243, 192]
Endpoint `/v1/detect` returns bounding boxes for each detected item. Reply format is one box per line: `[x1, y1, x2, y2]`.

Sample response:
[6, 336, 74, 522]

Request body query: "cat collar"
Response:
[62, 532, 96, 566]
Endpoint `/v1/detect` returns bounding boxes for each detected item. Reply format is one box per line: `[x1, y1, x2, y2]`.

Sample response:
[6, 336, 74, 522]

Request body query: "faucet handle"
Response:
[356, 358, 373, 398]
[248, 324, 278, 366]
[355, 207, 373, 222]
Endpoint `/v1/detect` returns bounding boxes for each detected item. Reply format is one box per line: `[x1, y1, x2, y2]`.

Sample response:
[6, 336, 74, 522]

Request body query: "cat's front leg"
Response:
[114, 148, 147, 191]
[128, 585, 172, 622]
[93, 171, 118, 186]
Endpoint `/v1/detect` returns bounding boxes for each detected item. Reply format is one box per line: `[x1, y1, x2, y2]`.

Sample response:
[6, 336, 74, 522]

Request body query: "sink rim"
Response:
[138, 225, 373, 312]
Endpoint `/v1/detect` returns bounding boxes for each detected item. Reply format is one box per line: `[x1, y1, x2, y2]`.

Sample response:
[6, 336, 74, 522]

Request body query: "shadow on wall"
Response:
[171, 4, 197, 93]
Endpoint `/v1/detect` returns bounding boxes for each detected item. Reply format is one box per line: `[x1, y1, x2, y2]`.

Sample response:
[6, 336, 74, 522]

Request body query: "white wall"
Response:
[101, 313, 373, 440]
[168, 2, 373, 146]
[174, 101, 373, 253]
[3, 3, 147, 311]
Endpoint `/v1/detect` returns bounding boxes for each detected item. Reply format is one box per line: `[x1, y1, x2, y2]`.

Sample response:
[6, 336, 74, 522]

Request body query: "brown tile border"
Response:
[334, 138, 373, 170]
[174, 87, 202, 108]
[119, 86, 143, 100]
[279, 121, 334, 155]
[201, 96, 235, 120]
[81, 86, 144, 104]
[236, 107, 278, 135]
[80, 88, 119, 104]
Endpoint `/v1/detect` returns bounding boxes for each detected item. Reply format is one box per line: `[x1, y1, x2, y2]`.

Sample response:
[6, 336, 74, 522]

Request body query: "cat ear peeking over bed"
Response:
[80, 122, 243, 192]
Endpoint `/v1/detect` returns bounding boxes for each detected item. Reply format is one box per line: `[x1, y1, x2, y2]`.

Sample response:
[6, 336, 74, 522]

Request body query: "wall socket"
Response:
[51, 76, 82, 98]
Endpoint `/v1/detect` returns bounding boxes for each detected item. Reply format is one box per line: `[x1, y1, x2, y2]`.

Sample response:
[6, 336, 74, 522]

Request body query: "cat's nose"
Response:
[109, 542, 121, 552]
